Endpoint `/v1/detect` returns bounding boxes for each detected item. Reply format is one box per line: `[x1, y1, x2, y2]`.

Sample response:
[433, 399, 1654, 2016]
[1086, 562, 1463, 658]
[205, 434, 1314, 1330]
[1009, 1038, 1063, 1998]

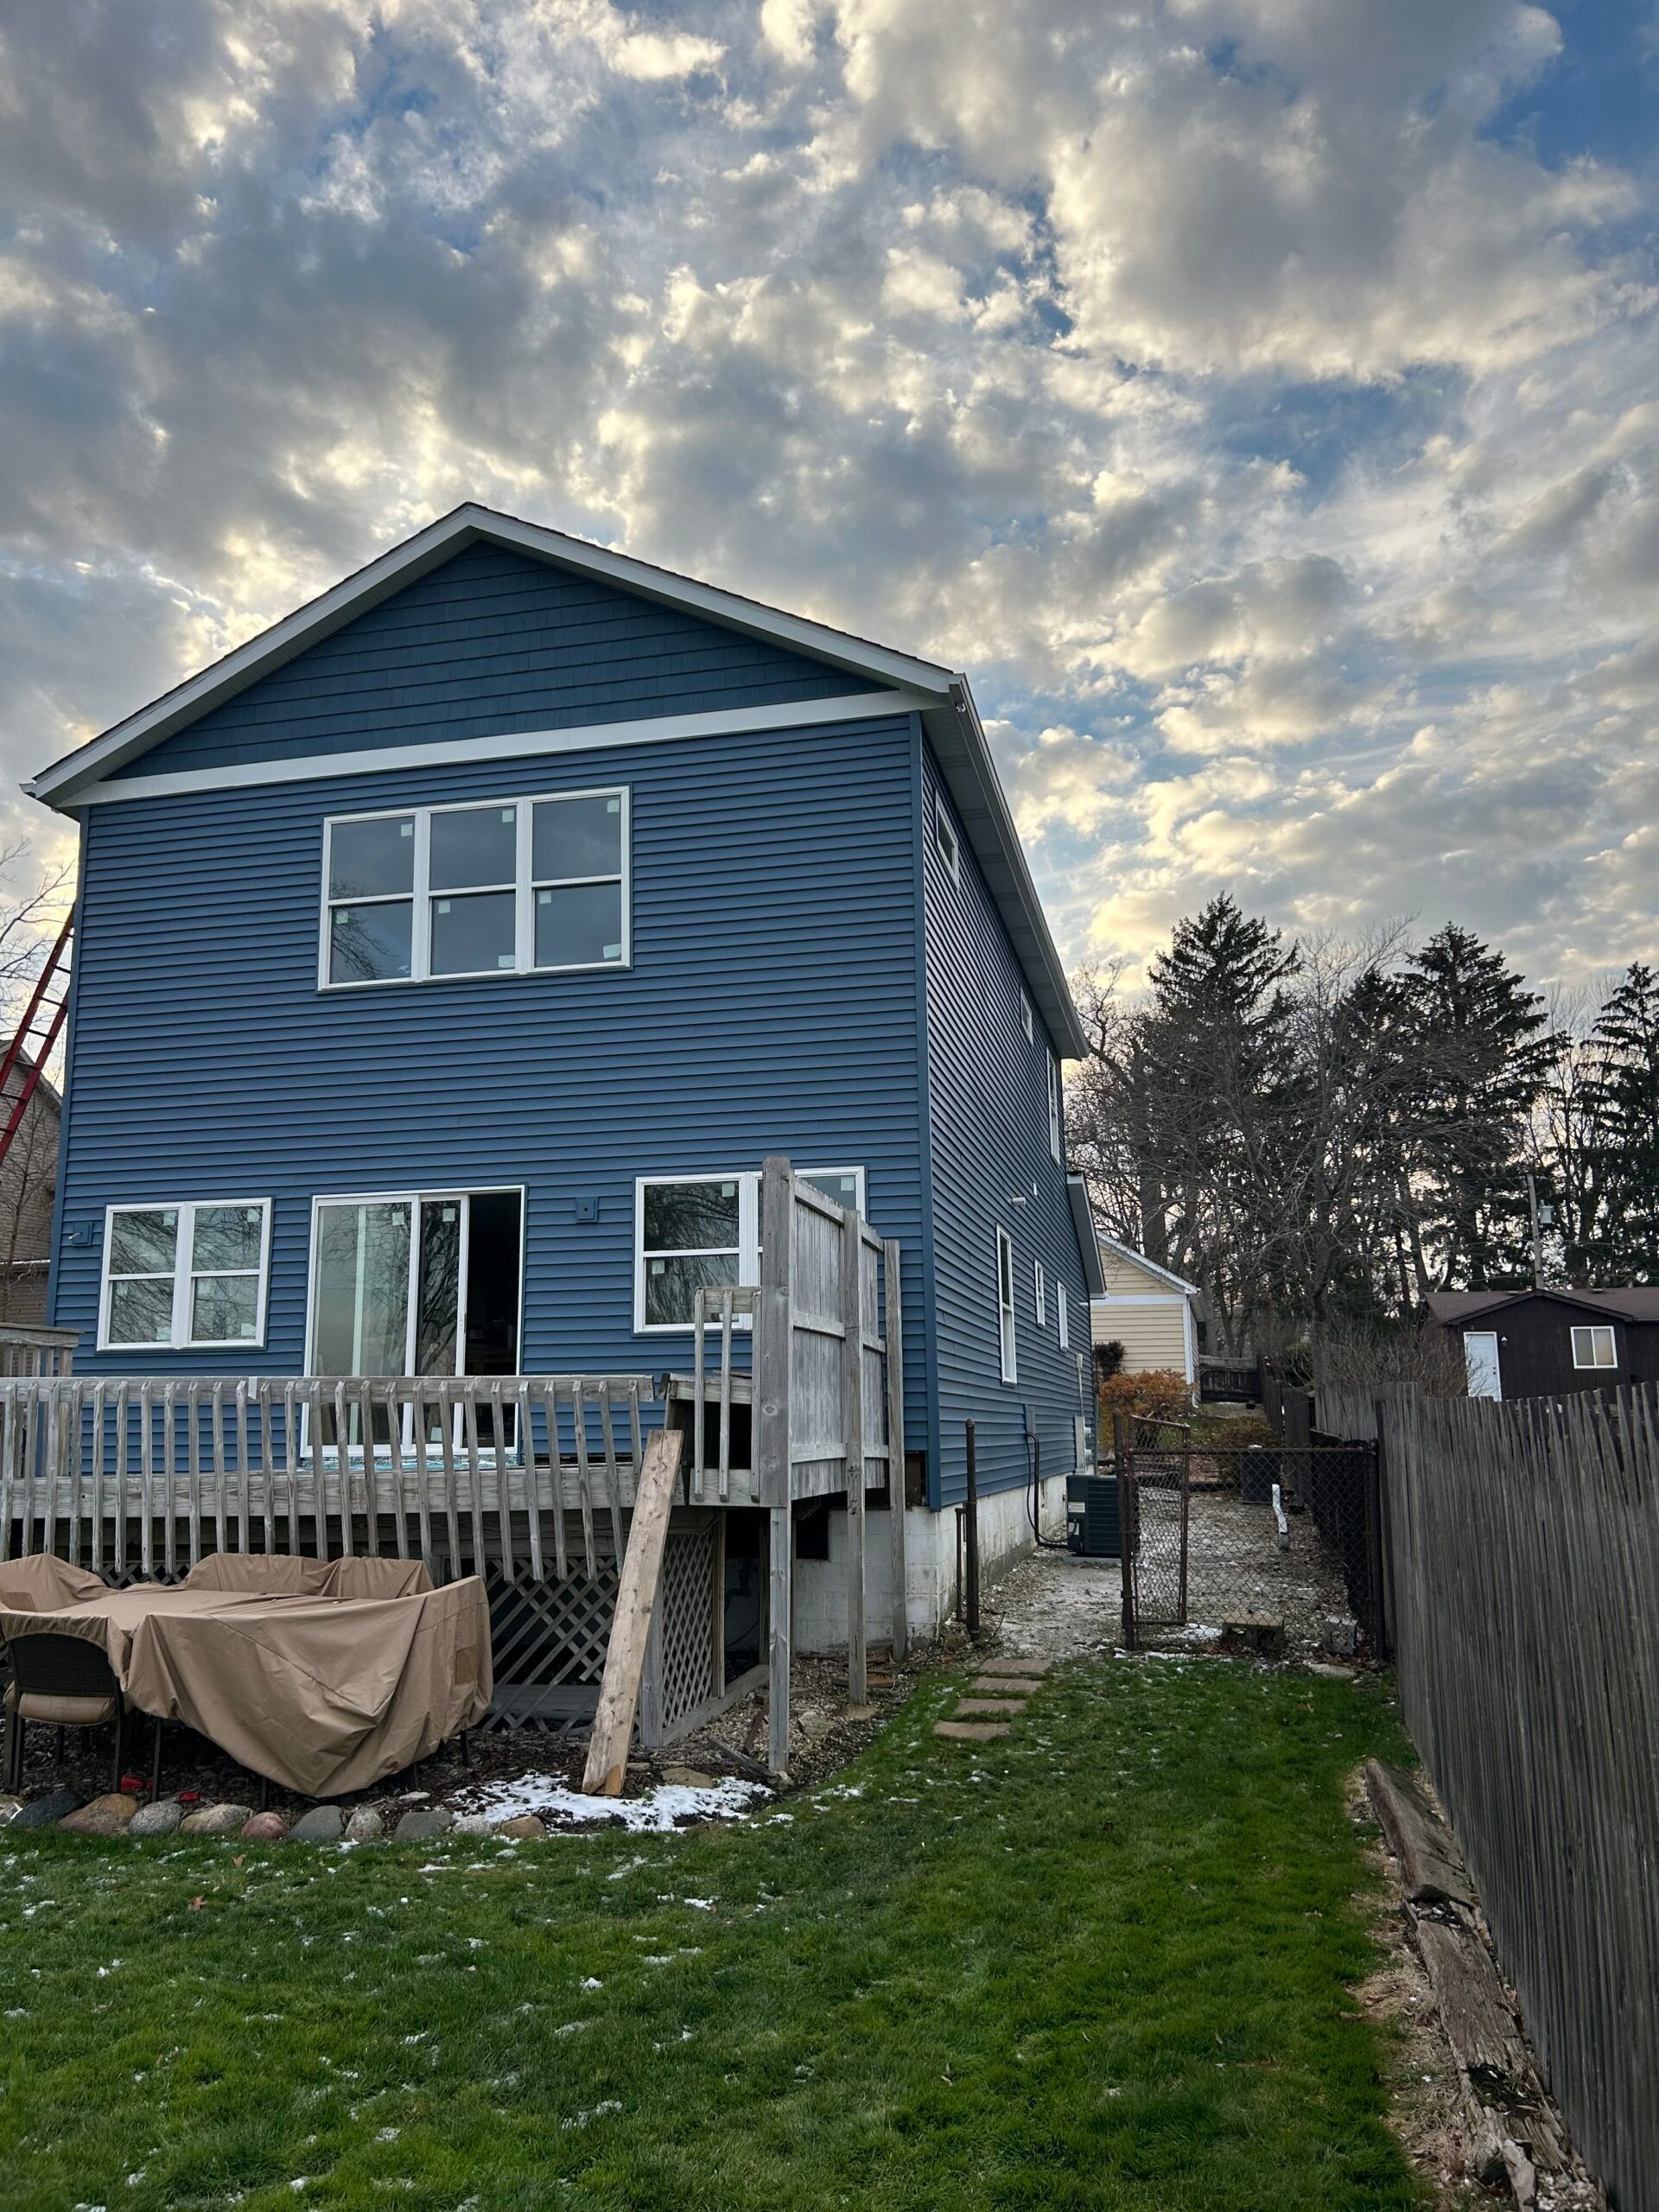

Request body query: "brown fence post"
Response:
[963, 1419, 981, 1641]
[1371, 1395, 1397, 1660]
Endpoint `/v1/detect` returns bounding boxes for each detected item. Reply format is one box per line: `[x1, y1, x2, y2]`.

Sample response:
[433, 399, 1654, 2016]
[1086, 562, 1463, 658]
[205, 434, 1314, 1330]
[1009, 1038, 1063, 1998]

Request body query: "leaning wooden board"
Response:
[581, 1428, 683, 1797]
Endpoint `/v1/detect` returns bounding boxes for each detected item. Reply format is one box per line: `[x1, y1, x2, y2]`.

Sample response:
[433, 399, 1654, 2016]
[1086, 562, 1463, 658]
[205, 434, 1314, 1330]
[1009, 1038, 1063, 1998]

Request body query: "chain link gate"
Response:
[1116, 1420, 1389, 1658]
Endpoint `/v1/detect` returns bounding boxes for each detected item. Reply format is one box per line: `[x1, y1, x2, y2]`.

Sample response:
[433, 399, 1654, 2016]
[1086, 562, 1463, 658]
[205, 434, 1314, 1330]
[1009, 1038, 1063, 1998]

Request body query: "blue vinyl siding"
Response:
[921, 741, 1091, 1508]
[52, 713, 929, 1440]
[114, 543, 880, 779]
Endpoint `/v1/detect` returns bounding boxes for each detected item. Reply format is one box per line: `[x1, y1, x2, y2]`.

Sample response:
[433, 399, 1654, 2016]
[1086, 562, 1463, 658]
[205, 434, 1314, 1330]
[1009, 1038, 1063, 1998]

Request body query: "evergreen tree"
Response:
[1588, 963, 1659, 1281]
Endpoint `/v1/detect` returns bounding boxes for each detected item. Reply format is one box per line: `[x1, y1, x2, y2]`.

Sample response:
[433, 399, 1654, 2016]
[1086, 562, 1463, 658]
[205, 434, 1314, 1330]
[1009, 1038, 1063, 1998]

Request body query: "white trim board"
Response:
[56, 691, 925, 807]
[1090, 1292, 1191, 1306]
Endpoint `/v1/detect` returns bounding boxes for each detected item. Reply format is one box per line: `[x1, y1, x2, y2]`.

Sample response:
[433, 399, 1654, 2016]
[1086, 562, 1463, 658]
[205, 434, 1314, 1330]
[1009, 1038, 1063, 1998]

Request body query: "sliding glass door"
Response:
[309, 1188, 522, 1450]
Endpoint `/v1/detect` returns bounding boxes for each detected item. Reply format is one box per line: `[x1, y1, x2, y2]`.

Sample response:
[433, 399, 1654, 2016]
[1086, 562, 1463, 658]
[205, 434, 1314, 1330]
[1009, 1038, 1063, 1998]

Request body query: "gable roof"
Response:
[1095, 1229, 1200, 1298]
[1427, 1286, 1659, 1326]
[27, 503, 1087, 1057]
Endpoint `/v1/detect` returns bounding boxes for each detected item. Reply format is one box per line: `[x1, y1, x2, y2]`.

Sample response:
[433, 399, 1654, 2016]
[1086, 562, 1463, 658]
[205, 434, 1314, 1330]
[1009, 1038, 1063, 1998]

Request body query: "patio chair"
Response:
[2, 1631, 162, 1797]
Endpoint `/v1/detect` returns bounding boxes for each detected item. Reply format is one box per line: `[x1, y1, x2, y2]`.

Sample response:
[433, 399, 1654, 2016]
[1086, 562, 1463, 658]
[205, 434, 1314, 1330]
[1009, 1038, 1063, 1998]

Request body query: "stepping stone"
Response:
[934, 1721, 1011, 1741]
[239, 1811, 289, 1843]
[394, 1806, 453, 1841]
[344, 1806, 386, 1844]
[60, 1793, 140, 1837]
[179, 1802, 251, 1837]
[499, 1815, 547, 1840]
[970, 1677, 1041, 1694]
[984, 1657, 1048, 1675]
[955, 1699, 1027, 1718]
[11, 1788, 83, 1832]
[130, 1799, 183, 1838]
[289, 1806, 345, 1843]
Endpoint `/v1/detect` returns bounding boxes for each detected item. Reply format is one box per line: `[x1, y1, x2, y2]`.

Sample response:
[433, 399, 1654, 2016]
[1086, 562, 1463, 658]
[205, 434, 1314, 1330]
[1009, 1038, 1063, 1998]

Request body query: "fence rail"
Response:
[1364, 1381, 1659, 2212]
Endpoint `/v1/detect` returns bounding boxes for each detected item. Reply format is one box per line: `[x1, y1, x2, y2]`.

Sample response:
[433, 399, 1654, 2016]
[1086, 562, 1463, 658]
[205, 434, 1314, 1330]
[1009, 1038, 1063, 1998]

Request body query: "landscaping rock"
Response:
[498, 1815, 547, 1840]
[451, 1812, 494, 1836]
[289, 1806, 345, 1843]
[10, 1788, 81, 1831]
[239, 1810, 289, 1843]
[59, 1793, 140, 1837]
[179, 1802, 251, 1837]
[661, 1765, 718, 1788]
[394, 1806, 453, 1841]
[129, 1798, 183, 1838]
[344, 1806, 385, 1844]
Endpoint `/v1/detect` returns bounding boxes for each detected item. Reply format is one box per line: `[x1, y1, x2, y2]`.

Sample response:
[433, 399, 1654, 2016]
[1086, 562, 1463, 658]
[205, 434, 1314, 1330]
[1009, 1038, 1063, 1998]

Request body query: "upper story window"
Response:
[1058, 1280, 1070, 1350]
[1020, 992, 1033, 1041]
[1571, 1324, 1617, 1370]
[1034, 1259, 1046, 1328]
[1046, 1051, 1063, 1163]
[934, 794, 960, 885]
[321, 788, 629, 988]
[996, 1227, 1017, 1384]
[101, 1200, 270, 1350]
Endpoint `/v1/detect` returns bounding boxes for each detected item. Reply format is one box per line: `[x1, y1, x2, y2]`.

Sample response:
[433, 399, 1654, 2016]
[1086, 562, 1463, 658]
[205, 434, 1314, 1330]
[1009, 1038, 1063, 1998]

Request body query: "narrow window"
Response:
[996, 1227, 1017, 1384]
[103, 1201, 270, 1350]
[1046, 1051, 1063, 1164]
[1570, 1325, 1617, 1370]
[533, 792, 626, 971]
[429, 804, 518, 976]
[1034, 1259, 1046, 1328]
[934, 794, 960, 885]
[1058, 1280, 1069, 1350]
[1020, 992, 1033, 1042]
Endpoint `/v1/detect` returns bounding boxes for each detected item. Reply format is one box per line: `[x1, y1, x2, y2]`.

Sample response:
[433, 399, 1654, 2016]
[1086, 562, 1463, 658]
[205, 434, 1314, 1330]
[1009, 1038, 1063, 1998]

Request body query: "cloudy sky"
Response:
[3, 0, 1656, 987]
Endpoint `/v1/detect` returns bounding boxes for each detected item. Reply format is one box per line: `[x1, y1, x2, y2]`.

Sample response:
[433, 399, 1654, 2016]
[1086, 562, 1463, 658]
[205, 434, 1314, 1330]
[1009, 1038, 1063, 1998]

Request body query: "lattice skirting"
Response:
[657, 1522, 718, 1732]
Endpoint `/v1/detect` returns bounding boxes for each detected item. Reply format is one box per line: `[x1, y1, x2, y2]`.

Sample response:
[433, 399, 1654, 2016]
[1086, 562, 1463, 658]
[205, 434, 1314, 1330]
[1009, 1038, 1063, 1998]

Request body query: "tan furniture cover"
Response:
[0, 1578, 491, 1797]
[181, 1554, 434, 1601]
[0, 1554, 107, 1612]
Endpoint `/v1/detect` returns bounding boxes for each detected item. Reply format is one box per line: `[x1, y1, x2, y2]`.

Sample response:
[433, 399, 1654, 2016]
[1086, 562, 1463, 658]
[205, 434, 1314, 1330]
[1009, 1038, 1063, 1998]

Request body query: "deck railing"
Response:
[0, 1325, 79, 1378]
[0, 1372, 656, 1583]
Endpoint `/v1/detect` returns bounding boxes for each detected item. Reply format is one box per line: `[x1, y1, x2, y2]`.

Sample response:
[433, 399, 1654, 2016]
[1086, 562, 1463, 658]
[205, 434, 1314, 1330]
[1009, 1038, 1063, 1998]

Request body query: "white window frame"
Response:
[1058, 1280, 1069, 1350]
[319, 786, 631, 990]
[1046, 1050, 1063, 1164]
[1034, 1258, 1046, 1329]
[302, 1184, 528, 1382]
[996, 1226, 1017, 1384]
[1571, 1324, 1618, 1370]
[99, 1200, 272, 1353]
[632, 1165, 867, 1334]
[934, 793, 960, 885]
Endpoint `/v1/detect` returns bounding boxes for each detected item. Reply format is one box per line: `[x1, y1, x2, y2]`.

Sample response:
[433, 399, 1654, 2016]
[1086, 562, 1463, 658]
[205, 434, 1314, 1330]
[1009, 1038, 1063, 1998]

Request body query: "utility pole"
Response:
[1526, 1173, 1553, 1289]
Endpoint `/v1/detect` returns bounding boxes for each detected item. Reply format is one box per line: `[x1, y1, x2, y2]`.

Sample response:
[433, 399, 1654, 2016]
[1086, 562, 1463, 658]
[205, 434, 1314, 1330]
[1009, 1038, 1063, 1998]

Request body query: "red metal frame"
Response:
[0, 913, 73, 1169]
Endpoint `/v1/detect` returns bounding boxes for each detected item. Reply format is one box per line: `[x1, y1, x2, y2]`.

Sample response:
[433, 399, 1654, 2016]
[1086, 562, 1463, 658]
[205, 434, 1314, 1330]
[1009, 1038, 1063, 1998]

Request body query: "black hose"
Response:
[1027, 1429, 1067, 1549]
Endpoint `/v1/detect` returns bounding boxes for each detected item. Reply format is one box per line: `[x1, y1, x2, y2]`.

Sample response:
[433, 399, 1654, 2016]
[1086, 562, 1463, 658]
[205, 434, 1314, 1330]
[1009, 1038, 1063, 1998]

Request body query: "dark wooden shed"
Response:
[1427, 1287, 1659, 1402]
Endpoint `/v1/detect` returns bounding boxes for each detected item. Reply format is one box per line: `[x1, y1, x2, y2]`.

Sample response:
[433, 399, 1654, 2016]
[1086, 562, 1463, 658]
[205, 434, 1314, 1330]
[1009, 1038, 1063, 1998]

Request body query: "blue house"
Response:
[26, 505, 1103, 1739]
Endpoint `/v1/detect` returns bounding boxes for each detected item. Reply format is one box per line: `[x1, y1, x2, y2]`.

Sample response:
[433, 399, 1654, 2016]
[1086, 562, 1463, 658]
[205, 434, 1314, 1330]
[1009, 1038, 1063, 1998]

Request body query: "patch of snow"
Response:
[453, 1771, 770, 1834]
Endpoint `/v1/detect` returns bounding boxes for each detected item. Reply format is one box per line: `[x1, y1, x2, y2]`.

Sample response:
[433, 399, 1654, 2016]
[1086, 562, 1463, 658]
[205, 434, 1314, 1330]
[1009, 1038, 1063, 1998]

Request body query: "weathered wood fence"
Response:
[1320, 1378, 1659, 2212]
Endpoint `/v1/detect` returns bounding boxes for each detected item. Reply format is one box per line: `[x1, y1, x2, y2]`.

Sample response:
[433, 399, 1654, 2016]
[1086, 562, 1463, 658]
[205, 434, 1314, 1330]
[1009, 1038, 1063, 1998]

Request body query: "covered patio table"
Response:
[0, 1572, 492, 1798]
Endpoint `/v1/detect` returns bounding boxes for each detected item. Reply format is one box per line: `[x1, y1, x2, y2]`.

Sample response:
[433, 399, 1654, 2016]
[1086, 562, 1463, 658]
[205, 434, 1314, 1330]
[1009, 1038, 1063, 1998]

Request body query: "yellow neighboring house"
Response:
[1090, 1233, 1201, 1385]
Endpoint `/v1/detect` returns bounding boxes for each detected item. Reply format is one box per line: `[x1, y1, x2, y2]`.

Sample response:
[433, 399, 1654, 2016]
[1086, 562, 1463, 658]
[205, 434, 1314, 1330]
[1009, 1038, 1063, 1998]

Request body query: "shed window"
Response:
[934, 795, 960, 884]
[1034, 1259, 1046, 1328]
[322, 788, 628, 988]
[634, 1166, 866, 1331]
[1046, 1051, 1064, 1163]
[1058, 1280, 1070, 1350]
[996, 1227, 1017, 1384]
[1571, 1325, 1618, 1370]
[102, 1201, 270, 1351]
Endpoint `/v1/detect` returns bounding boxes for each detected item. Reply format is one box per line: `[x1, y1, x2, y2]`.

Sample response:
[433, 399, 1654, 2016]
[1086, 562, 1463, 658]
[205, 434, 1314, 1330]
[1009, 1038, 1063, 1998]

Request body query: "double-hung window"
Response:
[633, 1166, 868, 1331]
[322, 789, 629, 987]
[996, 1227, 1017, 1383]
[1058, 1280, 1070, 1350]
[1571, 1325, 1617, 1370]
[1034, 1259, 1046, 1328]
[101, 1201, 270, 1350]
[1046, 1051, 1063, 1163]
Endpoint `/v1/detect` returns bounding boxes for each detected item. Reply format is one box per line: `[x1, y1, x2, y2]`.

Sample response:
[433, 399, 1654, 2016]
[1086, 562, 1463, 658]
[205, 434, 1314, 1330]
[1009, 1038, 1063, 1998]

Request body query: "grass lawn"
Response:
[0, 1655, 1421, 2211]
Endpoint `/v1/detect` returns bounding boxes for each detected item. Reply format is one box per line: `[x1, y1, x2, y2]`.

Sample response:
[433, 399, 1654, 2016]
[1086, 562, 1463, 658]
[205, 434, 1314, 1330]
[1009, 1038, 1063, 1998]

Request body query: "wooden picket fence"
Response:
[1319, 1378, 1659, 2212]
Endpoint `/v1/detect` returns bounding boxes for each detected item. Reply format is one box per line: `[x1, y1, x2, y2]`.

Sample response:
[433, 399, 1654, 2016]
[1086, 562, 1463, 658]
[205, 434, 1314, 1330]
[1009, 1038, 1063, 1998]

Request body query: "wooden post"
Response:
[963, 1419, 981, 1640]
[581, 1427, 683, 1796]
[883, 1236, 908, 1665]
[842, 1210, 868, 1704]
[757, 1155, 794, 1777]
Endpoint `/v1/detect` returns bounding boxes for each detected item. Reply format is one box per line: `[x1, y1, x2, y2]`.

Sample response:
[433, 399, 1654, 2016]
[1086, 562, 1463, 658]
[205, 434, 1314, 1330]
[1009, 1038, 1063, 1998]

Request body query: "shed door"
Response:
[1464, 1331, 1501, 1401]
